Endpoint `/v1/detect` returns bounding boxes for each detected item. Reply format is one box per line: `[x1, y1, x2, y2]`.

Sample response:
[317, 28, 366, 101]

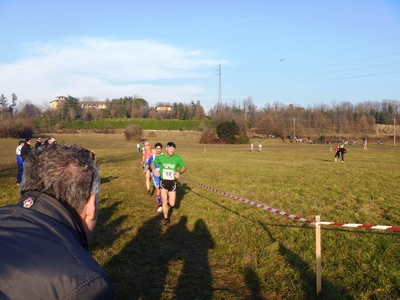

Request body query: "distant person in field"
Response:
[0, 144, 114, 299]
[136, 142, 141, 153]
[141, 142, 153, 193]
[150, 141, 187, 226]
[16, 140, 24, 185]
[258, 142, 262, 152]
[145, 143, 163, 212]
[250, 142, 253, 151]
[363, 139, 368, 151]
[338, 145, 347, 162]
[334, 145, 340, 162]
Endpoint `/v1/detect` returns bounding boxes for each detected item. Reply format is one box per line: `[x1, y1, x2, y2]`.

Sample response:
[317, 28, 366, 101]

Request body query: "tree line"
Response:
[0, 93, 398, 141]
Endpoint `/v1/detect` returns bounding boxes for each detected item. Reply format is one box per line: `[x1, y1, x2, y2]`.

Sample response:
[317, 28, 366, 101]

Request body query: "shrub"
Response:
[216, 120, 240, 144]
[124, 124, 142, 141]
[199, 128, 218, 144]
[0, 119, 34, 138]
[238, 136, 250, 144]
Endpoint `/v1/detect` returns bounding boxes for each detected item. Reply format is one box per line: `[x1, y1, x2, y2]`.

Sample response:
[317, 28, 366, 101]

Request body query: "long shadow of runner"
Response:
[163, 216, 215, 299]
[102, 214, 214, 299]
[103, 214, 166, 299]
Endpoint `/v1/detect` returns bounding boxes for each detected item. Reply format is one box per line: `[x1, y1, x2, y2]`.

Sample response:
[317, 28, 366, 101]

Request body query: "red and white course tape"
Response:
[181, 177, 400, 231]
[315, 221, 400, 231]
[181, 177, 313, 225]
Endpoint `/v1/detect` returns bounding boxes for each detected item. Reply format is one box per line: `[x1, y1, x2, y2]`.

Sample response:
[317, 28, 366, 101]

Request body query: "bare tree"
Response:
[255, 116, 275, 136]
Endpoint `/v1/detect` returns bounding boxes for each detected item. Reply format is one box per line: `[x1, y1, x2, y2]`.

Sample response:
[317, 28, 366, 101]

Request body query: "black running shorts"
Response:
[160, 179, 177, 192]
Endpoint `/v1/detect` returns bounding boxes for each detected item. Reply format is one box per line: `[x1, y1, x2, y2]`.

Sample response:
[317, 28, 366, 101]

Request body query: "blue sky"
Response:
[0, 0, 399, 111]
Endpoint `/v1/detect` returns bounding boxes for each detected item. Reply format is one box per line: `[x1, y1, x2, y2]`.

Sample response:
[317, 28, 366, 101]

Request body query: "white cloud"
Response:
[0, 38, 226, 107]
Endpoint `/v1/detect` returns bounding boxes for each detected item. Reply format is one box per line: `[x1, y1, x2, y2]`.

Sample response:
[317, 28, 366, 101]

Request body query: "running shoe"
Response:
[157, 206, 162, 213]
[163, 218, 170, 226]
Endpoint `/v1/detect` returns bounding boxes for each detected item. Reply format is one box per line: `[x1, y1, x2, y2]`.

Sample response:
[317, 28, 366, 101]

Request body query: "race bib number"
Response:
[162, 169, 175, 180]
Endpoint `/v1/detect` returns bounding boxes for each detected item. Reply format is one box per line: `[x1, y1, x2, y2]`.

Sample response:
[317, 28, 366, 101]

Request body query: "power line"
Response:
[243, 51, 400, 73]
[265, 70, 400, 84]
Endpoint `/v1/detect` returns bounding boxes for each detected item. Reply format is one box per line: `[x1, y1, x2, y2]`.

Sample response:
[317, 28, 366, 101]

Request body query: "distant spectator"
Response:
[48, 137, 57, 145]
[16, 140, 24, 185]
[363, 139, 368, 151]
[338, 145, 347, 162]
[35, 137, 43, 149]
[334, 145, 340, 162]
[20, 138, 32, 162]
[137, 142, 141, 153]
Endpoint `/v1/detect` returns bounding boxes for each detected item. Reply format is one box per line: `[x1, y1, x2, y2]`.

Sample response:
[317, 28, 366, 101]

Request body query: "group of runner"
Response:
[333, 144, 347, 162]
[140, 141, 187, 226]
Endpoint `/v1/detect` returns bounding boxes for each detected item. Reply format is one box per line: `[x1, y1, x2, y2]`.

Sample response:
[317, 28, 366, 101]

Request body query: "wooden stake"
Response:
[316, 215, 322, 295]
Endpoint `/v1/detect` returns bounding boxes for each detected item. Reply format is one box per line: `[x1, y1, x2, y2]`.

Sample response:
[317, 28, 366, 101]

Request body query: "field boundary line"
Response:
[181, 177, 400, 231]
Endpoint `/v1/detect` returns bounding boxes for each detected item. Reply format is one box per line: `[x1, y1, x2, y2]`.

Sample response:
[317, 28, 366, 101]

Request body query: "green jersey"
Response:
[153, 153, 186, 180]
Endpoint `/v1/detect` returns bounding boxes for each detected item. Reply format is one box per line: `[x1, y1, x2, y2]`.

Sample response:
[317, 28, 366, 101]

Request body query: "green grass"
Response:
[77, 118, 212, 130]
[1, 134, 400, 299]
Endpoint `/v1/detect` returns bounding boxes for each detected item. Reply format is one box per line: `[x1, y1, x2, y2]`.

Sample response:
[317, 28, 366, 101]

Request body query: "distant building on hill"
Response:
[156, 105, 172, 113]
[80, 101, 107, 110]
[50, 96, 107, 110]
[50, 96, 67, 110]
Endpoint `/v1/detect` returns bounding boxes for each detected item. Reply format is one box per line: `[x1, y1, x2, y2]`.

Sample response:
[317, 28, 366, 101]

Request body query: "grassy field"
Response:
[1, 133, 400, 299]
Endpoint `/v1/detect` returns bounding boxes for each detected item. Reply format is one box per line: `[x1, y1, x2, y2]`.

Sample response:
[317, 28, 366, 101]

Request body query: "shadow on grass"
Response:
[90, 200, 129, 251]
[100, 176, 119, 184]
[263, 225, 354, 300]
[189, 189, 355, 299]
[102, 214, 214, 299]
[97, 154, 133, 165]
[174, 182, 191, 209]
[244, 266, 265, 300]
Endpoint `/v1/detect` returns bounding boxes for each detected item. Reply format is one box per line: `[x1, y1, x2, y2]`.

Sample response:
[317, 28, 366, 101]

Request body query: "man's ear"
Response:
[79, 194, 98, 238]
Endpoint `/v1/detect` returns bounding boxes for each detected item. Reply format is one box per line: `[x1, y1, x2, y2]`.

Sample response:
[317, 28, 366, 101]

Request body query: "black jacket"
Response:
[0, 191, 114, 299]
[20, 143, 32, 161]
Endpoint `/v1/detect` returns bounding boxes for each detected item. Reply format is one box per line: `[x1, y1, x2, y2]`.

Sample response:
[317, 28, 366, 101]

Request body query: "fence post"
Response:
[316, 215, 322, 295]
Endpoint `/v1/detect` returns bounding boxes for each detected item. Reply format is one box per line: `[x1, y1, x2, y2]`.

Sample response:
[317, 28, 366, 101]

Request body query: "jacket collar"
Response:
[18, 191, 88, 249]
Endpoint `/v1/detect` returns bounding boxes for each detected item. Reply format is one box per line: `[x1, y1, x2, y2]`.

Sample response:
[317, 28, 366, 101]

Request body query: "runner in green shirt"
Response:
[150, 141, 187, 225]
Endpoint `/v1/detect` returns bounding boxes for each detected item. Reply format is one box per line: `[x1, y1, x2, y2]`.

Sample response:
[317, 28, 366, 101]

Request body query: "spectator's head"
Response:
[18, 140, 24, 145]
[20, 144, 100, 238]
[48, 137, 56, 145]
[340, 145, 344, 148]
[25, 138, 31, 145]
[37, 137, 42, 143]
